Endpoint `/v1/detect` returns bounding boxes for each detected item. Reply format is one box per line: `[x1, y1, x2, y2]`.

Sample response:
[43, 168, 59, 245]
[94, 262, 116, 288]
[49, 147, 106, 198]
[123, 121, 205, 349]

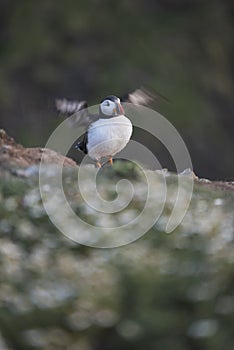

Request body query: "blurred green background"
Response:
[0, 2, 234, 349]
[0, 0, 233, 179]
[0, 164, 234, 350]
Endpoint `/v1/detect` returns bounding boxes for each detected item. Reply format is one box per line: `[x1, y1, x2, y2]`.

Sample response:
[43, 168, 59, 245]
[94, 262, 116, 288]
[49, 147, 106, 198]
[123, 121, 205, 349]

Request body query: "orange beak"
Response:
[117, 102, 125, 115]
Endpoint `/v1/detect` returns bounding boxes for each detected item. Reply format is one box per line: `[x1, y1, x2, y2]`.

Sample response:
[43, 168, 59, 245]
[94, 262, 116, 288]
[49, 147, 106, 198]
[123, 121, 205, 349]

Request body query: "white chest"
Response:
[87, 116, 133, 160]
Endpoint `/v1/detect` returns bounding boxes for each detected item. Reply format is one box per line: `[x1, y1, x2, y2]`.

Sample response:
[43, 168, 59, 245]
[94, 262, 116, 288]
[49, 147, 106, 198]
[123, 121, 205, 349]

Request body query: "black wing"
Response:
[55, 98, 99, 128]
[121, 87, 169, 106]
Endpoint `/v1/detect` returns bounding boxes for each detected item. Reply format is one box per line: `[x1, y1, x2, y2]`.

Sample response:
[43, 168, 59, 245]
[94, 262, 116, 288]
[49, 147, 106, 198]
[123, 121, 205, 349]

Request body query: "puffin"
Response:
[56, 88, 156, 168]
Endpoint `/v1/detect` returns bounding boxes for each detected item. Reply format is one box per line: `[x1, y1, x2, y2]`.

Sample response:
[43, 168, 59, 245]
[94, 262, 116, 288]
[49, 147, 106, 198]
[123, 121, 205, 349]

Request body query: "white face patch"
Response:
[100, 99, 116, 116]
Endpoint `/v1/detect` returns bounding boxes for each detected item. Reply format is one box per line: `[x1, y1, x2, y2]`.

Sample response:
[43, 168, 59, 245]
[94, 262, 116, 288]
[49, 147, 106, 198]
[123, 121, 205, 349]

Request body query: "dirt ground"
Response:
[0, 129, 76, 169]
[0, 128, 233, 191]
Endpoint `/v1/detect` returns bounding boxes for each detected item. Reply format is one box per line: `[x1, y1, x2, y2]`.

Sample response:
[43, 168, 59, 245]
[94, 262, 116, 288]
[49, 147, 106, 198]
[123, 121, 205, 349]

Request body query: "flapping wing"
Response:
[55, 98, 98, 128]
[121, 87, 169, 106]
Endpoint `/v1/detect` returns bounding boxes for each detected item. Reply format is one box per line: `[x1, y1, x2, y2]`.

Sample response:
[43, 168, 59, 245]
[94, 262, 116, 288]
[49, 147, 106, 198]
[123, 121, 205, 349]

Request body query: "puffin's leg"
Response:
[95, 160, 102, 168]
[109, 157, 113, 165]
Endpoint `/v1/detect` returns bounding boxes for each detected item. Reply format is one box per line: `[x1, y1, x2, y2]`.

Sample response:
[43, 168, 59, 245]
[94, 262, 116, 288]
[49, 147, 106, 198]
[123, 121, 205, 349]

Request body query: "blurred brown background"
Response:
[0, 0, 233, 179]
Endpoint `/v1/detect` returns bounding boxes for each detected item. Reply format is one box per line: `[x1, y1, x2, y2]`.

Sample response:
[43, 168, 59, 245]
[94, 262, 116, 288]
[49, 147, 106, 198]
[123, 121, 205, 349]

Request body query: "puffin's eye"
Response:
[105, 101, 110, 106]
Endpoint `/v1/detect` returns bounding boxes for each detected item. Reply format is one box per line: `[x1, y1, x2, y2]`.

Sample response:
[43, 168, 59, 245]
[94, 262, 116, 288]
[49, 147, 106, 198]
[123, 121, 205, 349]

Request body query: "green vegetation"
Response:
[0, 162, 234, 349]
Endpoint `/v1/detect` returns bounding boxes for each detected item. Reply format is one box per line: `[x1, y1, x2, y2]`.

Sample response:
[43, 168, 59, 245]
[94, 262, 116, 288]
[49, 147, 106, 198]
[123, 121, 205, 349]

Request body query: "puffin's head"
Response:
[99, 95, 125, 117]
